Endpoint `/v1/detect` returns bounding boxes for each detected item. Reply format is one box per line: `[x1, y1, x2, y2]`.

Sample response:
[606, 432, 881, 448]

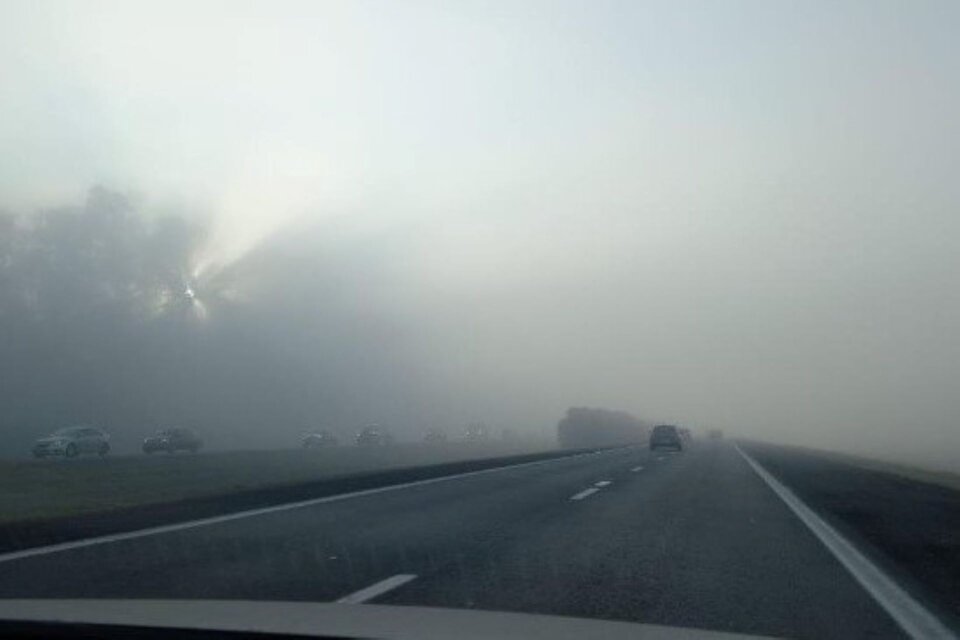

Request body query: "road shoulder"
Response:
[740, 440, 960, 633]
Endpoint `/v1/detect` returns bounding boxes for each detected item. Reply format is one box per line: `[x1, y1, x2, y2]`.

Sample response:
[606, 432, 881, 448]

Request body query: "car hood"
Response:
[0, 600, 775, 640]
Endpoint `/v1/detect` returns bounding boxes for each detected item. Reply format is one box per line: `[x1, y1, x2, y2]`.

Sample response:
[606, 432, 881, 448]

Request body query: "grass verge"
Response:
[0, 441, 558, 524]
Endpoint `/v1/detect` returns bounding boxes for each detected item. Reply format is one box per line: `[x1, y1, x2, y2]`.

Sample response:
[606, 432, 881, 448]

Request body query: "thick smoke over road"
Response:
[3, 2, 960, 470]
[3, 183, 960, 469]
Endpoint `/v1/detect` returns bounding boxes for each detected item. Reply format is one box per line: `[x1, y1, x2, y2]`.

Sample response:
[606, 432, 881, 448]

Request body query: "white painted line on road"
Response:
[631, 466, 644, 472]
[656, 456, 665, 461]
[570, 488, 599, 501]
[736, 444, 955, 640]
[0, 450, 610, 565]
[336, 574, 417, 604]
[594, 480, 612, 487]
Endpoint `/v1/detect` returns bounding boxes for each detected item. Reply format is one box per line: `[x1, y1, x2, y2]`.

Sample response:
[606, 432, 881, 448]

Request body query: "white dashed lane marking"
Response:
[570, 488, 600, 501]
[336, 574, 417, 604]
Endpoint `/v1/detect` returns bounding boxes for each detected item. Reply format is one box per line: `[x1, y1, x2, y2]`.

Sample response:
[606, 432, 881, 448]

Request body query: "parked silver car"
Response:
[356, 425, 394, 446]
[32, 426, 110, 458]
[301, 430, 339, 448]
[143, 427, 203, 454]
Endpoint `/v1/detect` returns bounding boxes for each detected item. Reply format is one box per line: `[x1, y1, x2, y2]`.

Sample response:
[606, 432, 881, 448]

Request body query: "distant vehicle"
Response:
[356, 425, 394, 446]
[678, 427, 692, 442]
[423, 429, 447, 443]
[33, 426, 110, 458]
[708, 428, 725, 440]
[143, 427, 202, 454]
[556, 407, 648, 448]
[465, 422, 490, 441]
[649, 424, 683, 451]
[302, 430, 339, 448]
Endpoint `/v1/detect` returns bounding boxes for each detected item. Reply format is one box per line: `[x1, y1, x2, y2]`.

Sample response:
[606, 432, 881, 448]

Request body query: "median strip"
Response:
[0, 449, 606, 564]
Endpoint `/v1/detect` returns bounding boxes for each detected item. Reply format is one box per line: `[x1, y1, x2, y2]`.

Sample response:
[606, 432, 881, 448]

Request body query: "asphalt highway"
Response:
[0, 441, 947, 639]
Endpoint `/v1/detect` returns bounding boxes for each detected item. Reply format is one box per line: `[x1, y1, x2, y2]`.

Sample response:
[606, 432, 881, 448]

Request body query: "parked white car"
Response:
[32, 426, 110, 458]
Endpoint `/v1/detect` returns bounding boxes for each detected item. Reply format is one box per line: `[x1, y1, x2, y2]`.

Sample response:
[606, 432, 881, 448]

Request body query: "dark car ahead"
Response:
[143, 427, 202, 454]
[302, 430, 339, 448]
[650, 424, 683, 451]
[356, 425, 394, 446]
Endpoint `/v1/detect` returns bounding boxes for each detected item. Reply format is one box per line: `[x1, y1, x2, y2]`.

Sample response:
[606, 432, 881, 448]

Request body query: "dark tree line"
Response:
[0, 187, 423, 454]
[0, 188, 202, 447]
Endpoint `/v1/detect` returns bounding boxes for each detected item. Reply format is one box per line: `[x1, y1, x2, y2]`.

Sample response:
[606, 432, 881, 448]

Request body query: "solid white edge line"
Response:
[735, 444, 955, 640]
[0, 450, 608, 565]
[335, 574, 417, 604]
[570, 488, 599, 501]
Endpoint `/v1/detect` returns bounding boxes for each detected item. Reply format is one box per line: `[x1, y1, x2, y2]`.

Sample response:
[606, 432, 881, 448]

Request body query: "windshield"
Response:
[1, 2, 958, 639]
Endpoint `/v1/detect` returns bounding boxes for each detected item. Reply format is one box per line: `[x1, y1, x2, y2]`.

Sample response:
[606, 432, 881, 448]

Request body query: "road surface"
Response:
[0, 441, 951, 639]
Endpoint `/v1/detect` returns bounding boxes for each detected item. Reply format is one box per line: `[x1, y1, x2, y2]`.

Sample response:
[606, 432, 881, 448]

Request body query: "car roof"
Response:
[159, 427, 193, 435]
[55, 425, 98, 434]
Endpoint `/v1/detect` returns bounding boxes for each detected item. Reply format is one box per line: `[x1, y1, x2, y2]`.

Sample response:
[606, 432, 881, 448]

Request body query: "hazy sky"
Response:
[3, 1, 960, 466]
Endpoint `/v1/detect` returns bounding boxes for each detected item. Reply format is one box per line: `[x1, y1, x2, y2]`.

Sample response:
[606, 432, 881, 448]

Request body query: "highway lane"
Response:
[0, 442, 913, 638]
